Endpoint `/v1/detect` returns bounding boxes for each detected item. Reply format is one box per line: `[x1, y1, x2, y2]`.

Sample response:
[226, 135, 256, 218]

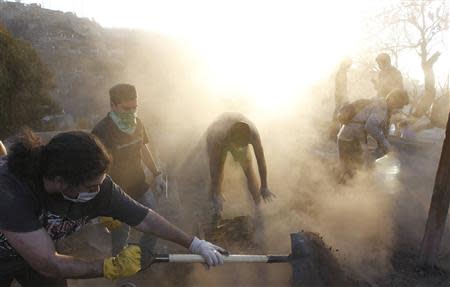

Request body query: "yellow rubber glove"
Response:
[103, 245, 143, 280]
[100, 216, 122, 231]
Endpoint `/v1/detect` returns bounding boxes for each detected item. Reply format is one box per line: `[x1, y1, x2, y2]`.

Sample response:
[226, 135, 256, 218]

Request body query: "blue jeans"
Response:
[111, 191, 158, 256]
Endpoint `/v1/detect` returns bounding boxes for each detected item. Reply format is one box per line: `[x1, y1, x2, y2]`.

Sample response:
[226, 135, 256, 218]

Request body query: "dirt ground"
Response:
[34, 128, 450, 287]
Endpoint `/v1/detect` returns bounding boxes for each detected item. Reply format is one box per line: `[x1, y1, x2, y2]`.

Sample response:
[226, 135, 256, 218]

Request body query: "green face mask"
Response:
[110, 111, 137, 134]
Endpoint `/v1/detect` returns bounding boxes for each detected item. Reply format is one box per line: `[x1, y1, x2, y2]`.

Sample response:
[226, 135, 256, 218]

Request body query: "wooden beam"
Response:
[419, 112, 450, 266]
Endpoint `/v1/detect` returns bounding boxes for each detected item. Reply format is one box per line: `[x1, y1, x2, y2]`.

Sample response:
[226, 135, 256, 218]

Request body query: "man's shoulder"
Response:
[373, 97, 387, 106]
[365, 98, 387, 110]
[92, 115, 116, 140]
[388, 66, 402, 76]
[96, 175, 131, 206]
[135, 117, 147, 132]
[96, 175, 114, 198]
[210, 113, 253, 131]
[136, 117, 145, 126]
[93, 115, 112, 131]
[0, 167, 36, 205]
[0, 160, 19, 188]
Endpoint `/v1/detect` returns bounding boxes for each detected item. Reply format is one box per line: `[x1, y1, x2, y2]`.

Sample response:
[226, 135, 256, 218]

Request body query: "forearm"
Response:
[371, 132, 391, 152]
[257, 162, 267, 188]
[369, 127, 388, 149]
[142, 145, 161, 175]
[366, 124, 390, 152]
[135, 210, 193, 249]
[43, 254, 104, 279]
[361, 143, 372, 163]
[210, 181, 219, 196]
[3, 228, 104, 280]
[209, 148, 225, 196]
[210, 170, 223, 196]
[253, 144, 268, 188]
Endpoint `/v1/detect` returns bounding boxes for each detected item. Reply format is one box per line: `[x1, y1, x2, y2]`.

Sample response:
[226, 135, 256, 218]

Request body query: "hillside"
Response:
[0, 1, 192, 126]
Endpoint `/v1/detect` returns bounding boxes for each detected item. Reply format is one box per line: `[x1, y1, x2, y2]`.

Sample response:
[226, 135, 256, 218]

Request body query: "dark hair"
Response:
[376, 53, 391, 65]
[228, 122, 251, 145]
[109, 83, 137, 105]
[7, 128, 44, 182]
[8, 130, 111, 186]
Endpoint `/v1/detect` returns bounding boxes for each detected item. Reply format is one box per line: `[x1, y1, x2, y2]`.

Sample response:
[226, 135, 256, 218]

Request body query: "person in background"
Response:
[205, 112, 275, 222]
[372, 53, 404, 99]
[337, 89, 409, 181]
[92, 83, 166, 256]
[334, 58, 353, 112]
[330, 58, 353, 141]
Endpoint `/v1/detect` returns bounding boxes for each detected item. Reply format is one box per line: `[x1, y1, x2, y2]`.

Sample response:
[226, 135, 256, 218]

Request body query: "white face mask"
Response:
[62, 191, 98, 203]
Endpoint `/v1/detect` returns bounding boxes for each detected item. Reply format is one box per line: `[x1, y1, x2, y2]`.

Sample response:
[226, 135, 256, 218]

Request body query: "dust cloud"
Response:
[75, 34, 442, 286]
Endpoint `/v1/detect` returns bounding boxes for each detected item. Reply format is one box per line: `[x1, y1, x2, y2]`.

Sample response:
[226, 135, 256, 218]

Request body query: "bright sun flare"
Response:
[33, 0, 374, 114]
[134, 0, 367, 113]
[24, 0, 449, 114]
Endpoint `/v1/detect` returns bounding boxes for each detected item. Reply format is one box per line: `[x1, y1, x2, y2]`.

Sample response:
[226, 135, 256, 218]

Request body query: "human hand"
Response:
[189, 237, 228, 268]
[154, 173, 167, 198]
[99, 216, 122, 231]
[103, 244, 154, 280]
[260, 187, 276, 203]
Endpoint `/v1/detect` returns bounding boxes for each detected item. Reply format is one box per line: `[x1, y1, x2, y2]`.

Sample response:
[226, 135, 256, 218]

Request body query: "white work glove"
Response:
[260, 187, 276, 203]
[189, 237, 227, 268]
[153, 173, 167, 198]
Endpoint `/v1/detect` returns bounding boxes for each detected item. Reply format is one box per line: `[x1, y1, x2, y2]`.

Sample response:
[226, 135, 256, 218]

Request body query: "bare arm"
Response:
[2, 228, 103, 279]
[250, 131, 268, 188]
[134, 209, 193, 249]
[371, 76, 379, 91]
[394, 69, 404, 91]
[208, 143, 226, 196]
[142, 144, 161, 175]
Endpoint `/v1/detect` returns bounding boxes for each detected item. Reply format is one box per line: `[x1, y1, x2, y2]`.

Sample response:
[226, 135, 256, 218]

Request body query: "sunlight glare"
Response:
[83, 0, 368, 113]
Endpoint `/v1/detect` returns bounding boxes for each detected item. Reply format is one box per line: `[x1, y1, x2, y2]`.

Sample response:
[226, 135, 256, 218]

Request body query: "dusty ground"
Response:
[370, 135, 450, 287]
[19, 128, 450, 287]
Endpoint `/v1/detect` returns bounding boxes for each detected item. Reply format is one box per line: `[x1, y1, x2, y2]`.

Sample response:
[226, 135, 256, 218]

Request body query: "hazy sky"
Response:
[17, 0, 450, 112]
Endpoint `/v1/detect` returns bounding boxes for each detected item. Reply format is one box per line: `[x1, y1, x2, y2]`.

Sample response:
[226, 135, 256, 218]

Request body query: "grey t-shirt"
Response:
[337, 99, 390, 150]
[0, 159, 148, 258]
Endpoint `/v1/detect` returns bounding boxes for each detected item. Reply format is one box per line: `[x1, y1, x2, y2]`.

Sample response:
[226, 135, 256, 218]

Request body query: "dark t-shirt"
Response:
[0, 159, 148, 258]
[377, 66, 404, 98]
[92, 114, 149, 198]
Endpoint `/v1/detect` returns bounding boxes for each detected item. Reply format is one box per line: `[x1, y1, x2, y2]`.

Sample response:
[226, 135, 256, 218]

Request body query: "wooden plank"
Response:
[419, 113, 450, 266]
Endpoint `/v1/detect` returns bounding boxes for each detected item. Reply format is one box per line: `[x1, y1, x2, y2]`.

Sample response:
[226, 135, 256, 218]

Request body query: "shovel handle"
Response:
[154, 254, 289, 263]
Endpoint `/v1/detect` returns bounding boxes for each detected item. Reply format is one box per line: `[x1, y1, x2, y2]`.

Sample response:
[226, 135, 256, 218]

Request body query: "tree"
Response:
[378, 0, 449, 116]
[0, 25, 59, 138]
